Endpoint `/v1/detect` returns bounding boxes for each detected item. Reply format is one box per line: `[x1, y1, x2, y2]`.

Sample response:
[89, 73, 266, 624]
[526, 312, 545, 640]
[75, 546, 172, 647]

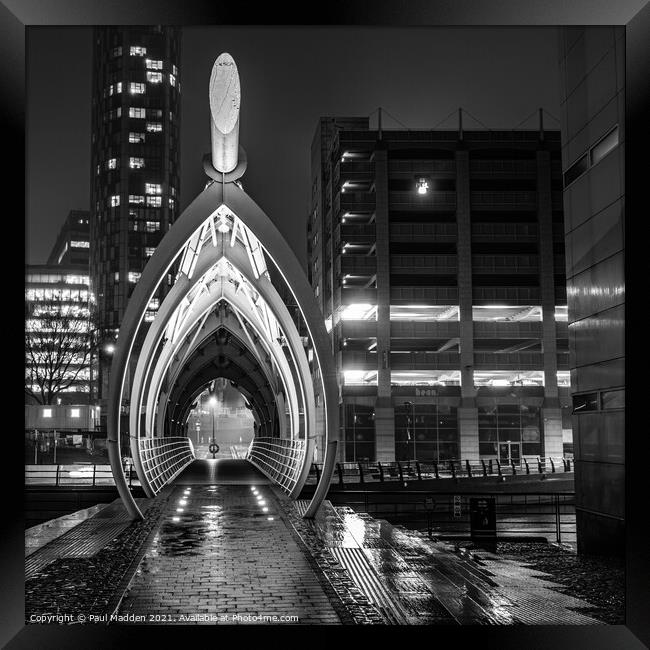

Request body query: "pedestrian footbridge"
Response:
[107, 53, 338, 521]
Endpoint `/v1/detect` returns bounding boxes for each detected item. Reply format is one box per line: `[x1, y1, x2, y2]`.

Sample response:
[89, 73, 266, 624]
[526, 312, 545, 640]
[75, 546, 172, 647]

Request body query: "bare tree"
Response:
[25, 309, 92, 405]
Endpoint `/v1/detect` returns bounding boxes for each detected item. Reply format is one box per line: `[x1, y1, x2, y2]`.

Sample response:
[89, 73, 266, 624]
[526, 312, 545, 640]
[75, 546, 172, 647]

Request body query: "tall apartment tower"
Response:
[558, 27, 625, 554]
[89, 26, 181, 401]
[308, 116, 571, 465]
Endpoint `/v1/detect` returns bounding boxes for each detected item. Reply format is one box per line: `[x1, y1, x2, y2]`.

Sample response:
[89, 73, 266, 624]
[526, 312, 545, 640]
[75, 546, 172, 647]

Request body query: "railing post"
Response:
[496, 459, 502, 477]
[537, 457, 543, 474]
[397, 461, 404, 483]
[550, 458, 556, 473]
[562, 458, 567, 471]
[566, 458, 571, 472]
[488, 459, 493, 475]
[556, 494, 562, 544]
[336, 462, 344, 486]
[358, 462, 365, 484]
[433, 461, 439, 480]
[92, 464, 96, 487]
[55, 464, 60, 487]
[416, 461, 422, 481]
[524, 458, 530, 474]
[511, 461, 516, 476]
[465, 459, 472, 478]
[450, 461, 456, 480]
[481, 459, 487, 477]
[377, 461, 384, 482]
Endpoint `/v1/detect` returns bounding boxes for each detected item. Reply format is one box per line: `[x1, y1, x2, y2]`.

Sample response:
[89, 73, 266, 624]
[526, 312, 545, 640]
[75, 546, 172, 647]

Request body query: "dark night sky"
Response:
[26, 26, 561, 268]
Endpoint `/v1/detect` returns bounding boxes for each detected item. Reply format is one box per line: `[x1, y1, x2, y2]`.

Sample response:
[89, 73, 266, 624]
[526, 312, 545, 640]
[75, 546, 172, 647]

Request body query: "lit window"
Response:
[43, 408, 52, 418]
[144, 247, 155, 257]
[342, 370, 378, 386]
[145, 59, 163, 70]
[144, 311, 156, 322]
[71, 241, 89, 248]
[129, 132, 145, 143]
[110, 195, 120, 207]
[146, 71, 163, 84]
[146, 122, 162, 132]
[146, 196, 162, 207]
[145, 183, 161, 195]
[169, 73, 176, 87]
[145, 221, 160, 232]
[129, 195, 145, 204]
[108, 82, 122, 95]
[96, 164, 100, 175]
[112, 46, 122, 58]
[590, 126, 619, 166]
[130, 46, 146, 56]
[390, 305, 459, 321]
[129, 107, 146, 119]
[554, 306, 568, 322]
[114, 272, 120, 282]
[169, 198, 175, 209]
[148, 298, 159, 310]
[128, 271, 141, 283]
[129, 82, 146, 94]
[70, 408, 80, 418]
[340, 304, 377, 321]
[107, 158, 117, 169]
[129, 157, 145, 169]
[172, 64, 178, 76]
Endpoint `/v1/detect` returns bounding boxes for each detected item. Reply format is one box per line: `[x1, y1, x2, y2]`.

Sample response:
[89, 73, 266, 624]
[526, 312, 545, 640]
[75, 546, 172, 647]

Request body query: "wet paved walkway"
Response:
[116, 460, 341, 624]
[25, 458, 604, 626]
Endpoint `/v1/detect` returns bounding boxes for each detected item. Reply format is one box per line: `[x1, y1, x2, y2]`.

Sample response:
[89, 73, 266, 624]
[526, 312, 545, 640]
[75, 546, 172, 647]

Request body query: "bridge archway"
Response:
[107, 53, 338, 519]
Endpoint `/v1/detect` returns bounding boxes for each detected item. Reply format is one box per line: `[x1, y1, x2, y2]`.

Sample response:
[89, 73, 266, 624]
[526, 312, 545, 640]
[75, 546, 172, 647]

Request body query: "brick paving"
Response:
[117, 483, 341, 624]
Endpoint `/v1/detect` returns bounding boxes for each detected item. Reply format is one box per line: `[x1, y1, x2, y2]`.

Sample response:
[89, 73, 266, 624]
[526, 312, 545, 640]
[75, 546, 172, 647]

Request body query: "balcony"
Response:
[390, 351, 460, 370]
[339, 223, 376, 242]
[473, 352, 545, 369]
[389, 222, 457, 241]
[470, 191, 537, 209]
[391, 321, 460, 338]
[340, 192, 376, 214]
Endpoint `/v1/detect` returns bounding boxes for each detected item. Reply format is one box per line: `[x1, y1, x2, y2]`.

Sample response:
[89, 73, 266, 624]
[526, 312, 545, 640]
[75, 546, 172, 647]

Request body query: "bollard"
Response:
[481, 459, 488, 477]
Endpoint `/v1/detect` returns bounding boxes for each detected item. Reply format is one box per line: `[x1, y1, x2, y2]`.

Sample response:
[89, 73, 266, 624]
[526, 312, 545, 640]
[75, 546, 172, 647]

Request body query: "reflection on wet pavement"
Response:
[301, 501, 600, 625]
[117, 483, 341, 624]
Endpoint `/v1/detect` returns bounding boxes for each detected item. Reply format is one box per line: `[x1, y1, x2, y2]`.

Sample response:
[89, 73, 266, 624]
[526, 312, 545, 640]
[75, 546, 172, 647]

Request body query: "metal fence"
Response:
[138, 437, 195, 494]
[25, 463, 139, 488]
[306, 456, 573, 486]
[331, 490, 575, 544]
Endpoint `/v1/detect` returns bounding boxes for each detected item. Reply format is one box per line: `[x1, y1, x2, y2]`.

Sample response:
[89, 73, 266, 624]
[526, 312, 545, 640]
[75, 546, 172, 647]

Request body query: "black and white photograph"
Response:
[6, 1, 649, 646]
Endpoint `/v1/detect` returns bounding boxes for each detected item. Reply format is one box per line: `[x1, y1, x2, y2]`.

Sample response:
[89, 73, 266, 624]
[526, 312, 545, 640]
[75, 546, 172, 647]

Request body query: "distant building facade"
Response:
[308, 116, 572, 464]
[89, 26, 182, 402]
[558, 27, 625, 554]
[47, 210, 90, 266]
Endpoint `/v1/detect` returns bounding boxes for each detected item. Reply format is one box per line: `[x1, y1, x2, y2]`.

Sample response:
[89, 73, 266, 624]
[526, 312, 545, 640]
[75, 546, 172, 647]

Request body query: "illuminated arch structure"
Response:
[107, 53, 338, 520]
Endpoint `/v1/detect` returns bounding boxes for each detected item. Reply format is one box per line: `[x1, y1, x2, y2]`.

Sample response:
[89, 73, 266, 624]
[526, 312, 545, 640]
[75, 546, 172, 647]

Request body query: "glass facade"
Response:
[394, 404, 458, 462]
[344, 404, 375, 461]
[478, 403, 542, 461]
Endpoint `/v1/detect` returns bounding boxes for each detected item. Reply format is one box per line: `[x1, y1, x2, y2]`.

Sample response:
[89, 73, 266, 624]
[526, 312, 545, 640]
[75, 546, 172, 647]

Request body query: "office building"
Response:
[308, 115, 572, 464]
[47, 210, 91, 266]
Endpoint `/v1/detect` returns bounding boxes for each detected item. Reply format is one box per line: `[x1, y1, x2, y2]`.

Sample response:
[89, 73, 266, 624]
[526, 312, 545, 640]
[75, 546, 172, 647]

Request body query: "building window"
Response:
[107, 107, 121, 120]
[144, 247, 155, 257]
[590, 125, 619, 166]
[146, 122, 162, 133]
[148, 298, 160, 310]
[129, 107, 146, 119]
[108, 82, 122, 95]
[128, 271, 141, 283]
[130, 45, 146, 56]
[572, 393, 599, 412]
[145, 59, 163, 70]
[146, 71, 163, 84]
[110, 195, 120, 207]
[71, 241, 89, 249]
[129, 195, 145, 204]
[129, 132, 145, 143]
[172, 64, 178, 76]
[563, 154, 588, 187]
[129, 157, 145, 169]
[145, 221, 160, 232]
[144, 311, 156, 322]
[111, 46, 122, 58]
[70, 408, 80, 418]
[145, 183, 162, 195]
[345, 404, 375, 462]
[169, 73, 176, 87]
[129, 82, 146, 94]
[107, 158, 117, 169]
[478, 404, 541, 461]
[395, 404, 459, 463]
[146, 196, 162, 207]
[43, 408, 52, 418]
[168, 197, 175, 209]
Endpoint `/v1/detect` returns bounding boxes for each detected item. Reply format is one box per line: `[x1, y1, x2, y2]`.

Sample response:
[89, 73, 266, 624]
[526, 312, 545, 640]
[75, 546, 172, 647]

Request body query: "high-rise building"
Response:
[47, 210, 91, 266]
[89, 26, 181, 400]
[558, 27, 625, 554]
[308, 116, 572, 464]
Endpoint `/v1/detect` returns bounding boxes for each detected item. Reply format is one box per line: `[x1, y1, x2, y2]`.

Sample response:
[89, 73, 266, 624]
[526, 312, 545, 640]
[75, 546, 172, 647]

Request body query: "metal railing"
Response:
[247, 437, 313, 498]
[25, 463, 139, 488]
[306, 456, 573, 486]
[331, 490, 575, 544]
[138, 437, 195, 495]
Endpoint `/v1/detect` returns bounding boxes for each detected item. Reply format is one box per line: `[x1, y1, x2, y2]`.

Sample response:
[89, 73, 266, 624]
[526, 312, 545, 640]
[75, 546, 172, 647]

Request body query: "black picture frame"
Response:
[5, 1, 648, 646]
